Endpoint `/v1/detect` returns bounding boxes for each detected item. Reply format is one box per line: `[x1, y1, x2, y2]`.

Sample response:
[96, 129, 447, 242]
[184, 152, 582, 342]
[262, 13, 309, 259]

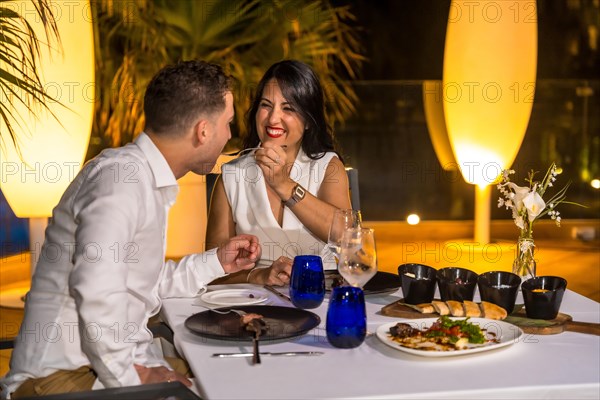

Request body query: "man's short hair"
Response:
[144, 60, 232, 135]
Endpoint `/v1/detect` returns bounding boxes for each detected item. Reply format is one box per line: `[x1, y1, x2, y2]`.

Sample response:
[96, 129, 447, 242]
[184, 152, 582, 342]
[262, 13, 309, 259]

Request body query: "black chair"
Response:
[0, 337, 14, 350]
[18, 381, 200, 400]
[345, 167, 360, 211]
[205, 173, 219, 205]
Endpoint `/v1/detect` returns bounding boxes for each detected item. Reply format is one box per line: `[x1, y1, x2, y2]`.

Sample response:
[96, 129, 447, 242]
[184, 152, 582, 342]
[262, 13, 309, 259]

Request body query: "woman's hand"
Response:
[254, 145, 295, 200]
[248, 256, 293, 286]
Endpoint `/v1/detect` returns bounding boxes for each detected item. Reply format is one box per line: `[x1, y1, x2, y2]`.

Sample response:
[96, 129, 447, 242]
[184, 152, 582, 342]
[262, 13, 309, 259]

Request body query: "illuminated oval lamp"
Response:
[443, 0, 537, 244]
[423, 81, 457, 171]
[591, 179, 600, 190]
[0, 1, 94, 307]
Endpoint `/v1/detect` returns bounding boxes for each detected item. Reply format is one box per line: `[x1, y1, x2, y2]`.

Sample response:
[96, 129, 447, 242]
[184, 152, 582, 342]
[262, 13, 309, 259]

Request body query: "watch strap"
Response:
[284, 184, 306, 207]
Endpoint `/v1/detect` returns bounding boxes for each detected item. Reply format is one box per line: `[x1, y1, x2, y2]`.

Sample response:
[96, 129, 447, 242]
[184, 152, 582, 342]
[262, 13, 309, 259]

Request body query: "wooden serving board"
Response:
[381, 300, 600, 336]
[381, 301, 438, 319]
[504, 310, 600, 336]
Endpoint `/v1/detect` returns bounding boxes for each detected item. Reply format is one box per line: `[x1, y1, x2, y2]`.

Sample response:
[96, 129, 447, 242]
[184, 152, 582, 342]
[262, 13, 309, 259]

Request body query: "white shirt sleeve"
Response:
[158, 248, 226, 298]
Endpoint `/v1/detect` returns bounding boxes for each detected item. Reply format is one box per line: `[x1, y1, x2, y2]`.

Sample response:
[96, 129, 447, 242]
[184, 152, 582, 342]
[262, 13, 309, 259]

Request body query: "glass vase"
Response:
[512, 237, 536, 281]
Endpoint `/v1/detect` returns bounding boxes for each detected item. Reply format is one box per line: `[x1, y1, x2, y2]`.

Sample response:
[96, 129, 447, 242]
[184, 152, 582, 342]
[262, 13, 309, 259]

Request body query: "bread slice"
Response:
[463, 300, 482, 317]
[446, 300, 465, 317]
[432, 300, 450, 315]
[480, 301, 508, 320]
[401, 303, 423, 313]
[415, 303, 435, 314]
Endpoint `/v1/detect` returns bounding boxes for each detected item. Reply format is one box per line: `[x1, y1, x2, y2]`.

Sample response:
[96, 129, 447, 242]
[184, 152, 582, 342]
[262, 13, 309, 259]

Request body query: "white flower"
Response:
[522, 190, 546, 221]
[514, 215, 525, 229]
[502, 169, 514, 180]
[511, 205, 520, 218]
[506, 182, 531, 211]
[497, 164, 581, 236]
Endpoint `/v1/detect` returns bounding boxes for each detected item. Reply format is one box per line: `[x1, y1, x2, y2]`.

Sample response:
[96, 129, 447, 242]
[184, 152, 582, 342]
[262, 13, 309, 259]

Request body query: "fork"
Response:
[204, 308, 262, 364]
[223, 147, 262, 157]
[207, 308, 247, 316]
[224, 145, 287, 157]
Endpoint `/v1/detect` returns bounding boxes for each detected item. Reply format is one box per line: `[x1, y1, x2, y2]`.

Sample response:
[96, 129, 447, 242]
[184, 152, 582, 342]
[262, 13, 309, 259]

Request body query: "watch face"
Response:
[285, 184, 306, 207]
[294, 185, 306, 199]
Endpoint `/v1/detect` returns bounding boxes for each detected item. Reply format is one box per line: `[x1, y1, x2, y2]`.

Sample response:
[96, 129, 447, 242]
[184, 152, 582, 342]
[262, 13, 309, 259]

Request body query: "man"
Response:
[0, 60, 260, 398]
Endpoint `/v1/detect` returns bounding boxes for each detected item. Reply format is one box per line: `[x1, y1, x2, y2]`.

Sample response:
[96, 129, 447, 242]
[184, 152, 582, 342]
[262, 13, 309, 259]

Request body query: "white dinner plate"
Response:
[200, 289, 269, 306]
[376, 318, 523, 357]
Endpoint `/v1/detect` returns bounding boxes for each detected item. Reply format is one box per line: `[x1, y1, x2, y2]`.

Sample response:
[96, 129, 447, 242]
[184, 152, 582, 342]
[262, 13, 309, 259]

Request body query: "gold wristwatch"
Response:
[284, 183, 306, 207]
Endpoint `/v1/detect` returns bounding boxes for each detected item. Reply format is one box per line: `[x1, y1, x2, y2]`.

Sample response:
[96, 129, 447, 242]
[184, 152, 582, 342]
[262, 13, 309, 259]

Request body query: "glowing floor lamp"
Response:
[0, 1, 95, 307]
[443, 0, 537, 244]
[423, 80, 456, 172]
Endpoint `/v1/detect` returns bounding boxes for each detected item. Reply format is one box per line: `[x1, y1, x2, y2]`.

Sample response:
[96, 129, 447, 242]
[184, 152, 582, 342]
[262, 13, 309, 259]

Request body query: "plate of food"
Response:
[325, 270, 401, 295]
[185, 305, 321, 341]
[376, 316, 522, 357]
[200, 289, 269, 306]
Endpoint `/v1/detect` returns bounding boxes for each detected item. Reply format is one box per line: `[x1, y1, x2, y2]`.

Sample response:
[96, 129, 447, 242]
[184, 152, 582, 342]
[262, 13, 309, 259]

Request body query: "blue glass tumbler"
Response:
[326, 286, 367, 348]
[289, 255, 325, 309]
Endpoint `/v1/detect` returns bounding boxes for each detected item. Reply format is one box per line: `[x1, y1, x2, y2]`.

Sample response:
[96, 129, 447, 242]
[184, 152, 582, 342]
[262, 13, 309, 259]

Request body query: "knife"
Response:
[213, 351, 323, 358]
[263, 285, 292, 302]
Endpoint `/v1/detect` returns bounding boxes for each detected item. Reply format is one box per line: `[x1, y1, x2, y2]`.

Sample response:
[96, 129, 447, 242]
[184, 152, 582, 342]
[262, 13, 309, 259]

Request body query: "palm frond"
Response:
[0, 0, 62, 153]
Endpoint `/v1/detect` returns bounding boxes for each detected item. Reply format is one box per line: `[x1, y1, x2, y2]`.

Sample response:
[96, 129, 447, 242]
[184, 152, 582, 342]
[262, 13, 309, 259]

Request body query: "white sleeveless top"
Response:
[222, 148, 337, 269]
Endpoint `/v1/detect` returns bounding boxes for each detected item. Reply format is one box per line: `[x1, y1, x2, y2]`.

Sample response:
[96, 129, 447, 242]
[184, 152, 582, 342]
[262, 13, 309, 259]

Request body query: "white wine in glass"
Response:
[337, 228, 377, 288]
[327, 209, 362, 260]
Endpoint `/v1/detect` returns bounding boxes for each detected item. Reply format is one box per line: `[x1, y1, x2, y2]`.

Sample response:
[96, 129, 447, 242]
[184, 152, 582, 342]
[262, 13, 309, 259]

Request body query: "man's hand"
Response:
[217, 234, 261, 274]
[134, 364, 192, 387]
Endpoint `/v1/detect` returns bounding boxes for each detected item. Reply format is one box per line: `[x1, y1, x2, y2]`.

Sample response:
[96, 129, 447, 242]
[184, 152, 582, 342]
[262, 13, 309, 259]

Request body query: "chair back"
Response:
[346, 168, 361, 211]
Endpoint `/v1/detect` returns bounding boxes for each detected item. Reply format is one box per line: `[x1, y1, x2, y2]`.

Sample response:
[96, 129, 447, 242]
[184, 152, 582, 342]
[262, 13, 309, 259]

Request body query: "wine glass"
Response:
[326, 228, 375, 349]
[337, 228, 377, 288]
[327, 209, 362, 261]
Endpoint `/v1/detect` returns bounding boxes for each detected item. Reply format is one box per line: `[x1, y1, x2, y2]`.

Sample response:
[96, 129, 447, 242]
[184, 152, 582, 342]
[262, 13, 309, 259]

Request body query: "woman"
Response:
[206, 60, 351, 286]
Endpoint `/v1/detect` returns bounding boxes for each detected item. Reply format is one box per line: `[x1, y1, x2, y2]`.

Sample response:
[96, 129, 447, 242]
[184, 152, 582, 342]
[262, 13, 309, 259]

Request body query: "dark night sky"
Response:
[337, 0, 600, 80]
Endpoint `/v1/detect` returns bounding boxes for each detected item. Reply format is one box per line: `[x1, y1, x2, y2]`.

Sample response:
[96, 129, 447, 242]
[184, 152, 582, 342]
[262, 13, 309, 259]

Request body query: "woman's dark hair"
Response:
[144, 60, 232, 136]
[244, 60, 336, 159]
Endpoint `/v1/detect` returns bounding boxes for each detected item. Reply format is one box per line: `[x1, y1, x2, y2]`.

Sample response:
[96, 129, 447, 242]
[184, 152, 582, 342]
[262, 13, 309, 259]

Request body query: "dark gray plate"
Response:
[325, 271, 401, 295]
[184, 305, 321, 342]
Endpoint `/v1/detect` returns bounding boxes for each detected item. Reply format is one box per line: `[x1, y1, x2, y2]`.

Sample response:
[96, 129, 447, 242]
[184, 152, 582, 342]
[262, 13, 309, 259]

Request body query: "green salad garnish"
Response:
[425, 316, 486, 344]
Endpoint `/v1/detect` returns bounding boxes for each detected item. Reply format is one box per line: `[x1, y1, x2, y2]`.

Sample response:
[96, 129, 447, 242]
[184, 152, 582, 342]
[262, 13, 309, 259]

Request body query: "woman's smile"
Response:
[266, 126, 285, 138]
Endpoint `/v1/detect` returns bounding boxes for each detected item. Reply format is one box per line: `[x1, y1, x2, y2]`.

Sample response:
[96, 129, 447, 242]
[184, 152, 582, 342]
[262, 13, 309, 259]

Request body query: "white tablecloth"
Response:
[161, 285, 600, 400]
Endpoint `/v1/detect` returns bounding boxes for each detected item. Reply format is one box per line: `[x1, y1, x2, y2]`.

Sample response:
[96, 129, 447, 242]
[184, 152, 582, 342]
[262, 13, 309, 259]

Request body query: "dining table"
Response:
[160, 283, 600, 399]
